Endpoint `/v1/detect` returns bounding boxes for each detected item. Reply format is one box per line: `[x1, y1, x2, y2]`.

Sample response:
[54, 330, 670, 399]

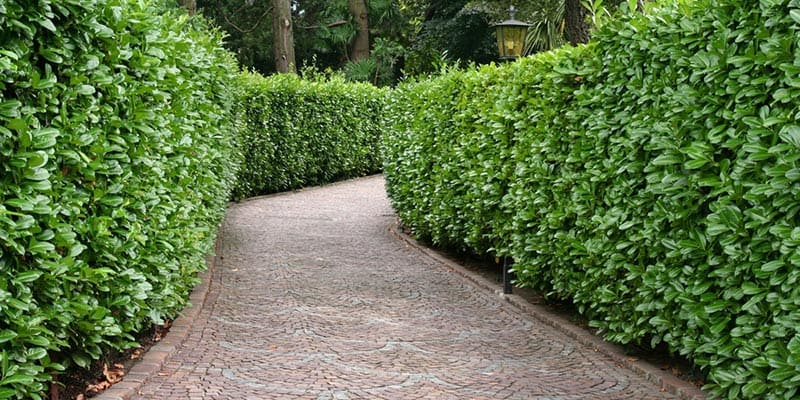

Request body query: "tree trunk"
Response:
[180, 0, 196, 15]
[272, 0, 296, 73]
[564, 0, 590, 45]
[348, 0, 370, 61]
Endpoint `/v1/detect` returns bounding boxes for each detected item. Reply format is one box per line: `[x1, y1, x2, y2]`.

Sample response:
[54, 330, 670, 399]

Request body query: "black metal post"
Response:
[503, 257, 513, 294]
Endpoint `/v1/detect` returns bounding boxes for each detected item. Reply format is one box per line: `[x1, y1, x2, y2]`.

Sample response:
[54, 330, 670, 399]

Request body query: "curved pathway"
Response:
[129, 176, 686, 399]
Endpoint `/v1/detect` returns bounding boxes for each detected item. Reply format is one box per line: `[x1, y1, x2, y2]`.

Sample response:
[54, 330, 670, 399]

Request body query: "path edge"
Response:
[389, 221, 708, 400]
[93, 236, 221, 400]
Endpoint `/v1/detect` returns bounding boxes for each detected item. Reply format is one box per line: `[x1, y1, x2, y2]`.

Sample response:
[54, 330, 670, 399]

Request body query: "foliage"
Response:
[197, 0, 275, 74]
[402, 0, 562, 72]
[294, 0, 409, 83]
[343, 38, 405, 86]
[196, 0, 550, 81]
[343, 58, 379, 83]
[199, 0, 412, 79]
[0, 0, 240, 398]
[382, 0, 800, 398]
[404, 3, 498, 76]
[232, 72, 385, 199]
[294, 0, 356, 70]
[523, 0, 565, 53]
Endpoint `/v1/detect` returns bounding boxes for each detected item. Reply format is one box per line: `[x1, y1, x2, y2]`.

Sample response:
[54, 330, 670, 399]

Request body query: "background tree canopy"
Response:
[194, 0, 608, 84]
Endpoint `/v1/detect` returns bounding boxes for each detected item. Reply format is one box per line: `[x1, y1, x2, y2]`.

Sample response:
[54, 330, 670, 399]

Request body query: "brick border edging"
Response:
[93, 239, 221, 400]
[388, 221, 708, 400]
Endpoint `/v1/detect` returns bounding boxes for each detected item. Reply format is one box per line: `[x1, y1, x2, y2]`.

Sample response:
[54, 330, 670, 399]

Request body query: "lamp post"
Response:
[494, 5, 531, 60]
[494, 6, 529, 294]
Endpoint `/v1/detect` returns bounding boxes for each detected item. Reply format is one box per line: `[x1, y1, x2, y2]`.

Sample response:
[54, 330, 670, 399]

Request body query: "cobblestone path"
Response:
[132, 175, 679, 399]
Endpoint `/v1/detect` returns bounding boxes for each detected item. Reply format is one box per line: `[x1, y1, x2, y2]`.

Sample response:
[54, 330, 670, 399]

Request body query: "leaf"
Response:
[32, 73, 57, 89]
[742, 381, 768, 396]
[26, 348, 47, 360]
[651, 153, 682, 165]
[71, 353, 91, 368]
[0, 331, 17, 344]
[0, 374, 34, 386]
[32, 127, 59, 149]
[5, 198, 34, 211]
[684, 159, 709, 169]
[100, 196, 123, 207]
[0, 100, 21, 118]
[24, 168, 49, 181]
[790, 9, 800, 24]
[760, 260, 783, 272]
[741, 281, 765, 295]
[28, 241, 55, 255]
[7, 118, 28, 135]
[38, 18, 57, 33]
[26, 152, 48, 169]
[27, 179, 52, 192]
[76, 85, 96, 96]
[14, 271, 42, 283]
[85, 55, 100, 70]
[6, 298, 30, 311]
[90, 21, 114, 38]
[779, 125, 800, 148]
[788, 335, 800, 354]
[705, 300, 727, 313]
[767, 367, 795, 382]
[69, 244, 86, 258]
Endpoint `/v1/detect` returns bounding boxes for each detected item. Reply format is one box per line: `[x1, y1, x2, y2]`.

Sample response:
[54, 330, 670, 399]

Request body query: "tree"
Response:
[198, 0, 415, 78]
[563, 0, 590, 45]
[181, 0, 197, 15]
[198, 0, 276, 74]
[404, 0, 498, 75]
[273, 0, 296, 73]
[199, 0, 547, 80]
[348, 0, 370, 61]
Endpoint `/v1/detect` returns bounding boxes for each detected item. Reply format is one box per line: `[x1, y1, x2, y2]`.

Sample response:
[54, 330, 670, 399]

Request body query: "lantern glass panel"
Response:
[496, 25, 527, 59]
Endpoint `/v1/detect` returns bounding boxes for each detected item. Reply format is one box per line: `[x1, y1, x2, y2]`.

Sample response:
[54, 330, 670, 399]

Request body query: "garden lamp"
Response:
[494, 5, 531, 60]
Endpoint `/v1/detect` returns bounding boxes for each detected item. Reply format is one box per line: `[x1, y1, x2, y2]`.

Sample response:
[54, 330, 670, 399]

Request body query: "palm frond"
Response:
[523, 0, 566, 55]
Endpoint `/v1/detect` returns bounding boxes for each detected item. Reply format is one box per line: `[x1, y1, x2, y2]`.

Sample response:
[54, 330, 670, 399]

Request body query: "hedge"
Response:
[0, 1, 240, 398]
[382, 0, 800, 398]
[232, 72, 385, 199]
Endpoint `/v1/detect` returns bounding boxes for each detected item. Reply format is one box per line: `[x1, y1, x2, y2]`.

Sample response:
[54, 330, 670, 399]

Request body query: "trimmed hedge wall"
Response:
[232, 73, 385, 199]
[383, 0, 800, 398]
[0, 1, 239, 398]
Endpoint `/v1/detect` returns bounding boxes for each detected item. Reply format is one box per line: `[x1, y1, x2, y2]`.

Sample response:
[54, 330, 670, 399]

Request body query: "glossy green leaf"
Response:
[0, 331, 17, 344]
[0, 374, 34, 386]
[790, 9, 800, 24]
[14, 271, 42, 283]
[0, 2, 243, 397]
[779, 125, 800, 148]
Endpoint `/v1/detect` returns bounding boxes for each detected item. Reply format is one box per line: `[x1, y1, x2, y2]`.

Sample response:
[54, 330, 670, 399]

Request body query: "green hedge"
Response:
[383, 0, 800, 398]
[233, 73, 385, 199]
[0, 1, 239, 398]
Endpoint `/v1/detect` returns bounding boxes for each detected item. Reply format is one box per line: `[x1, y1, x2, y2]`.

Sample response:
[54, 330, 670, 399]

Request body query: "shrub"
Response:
[383, 0, 800, 398]
[0, 0, 240, 397]
[233, 72, 385, 199]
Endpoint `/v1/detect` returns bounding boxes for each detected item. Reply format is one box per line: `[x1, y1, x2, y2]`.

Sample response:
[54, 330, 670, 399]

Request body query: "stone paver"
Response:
[130, 176, 684, 399]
